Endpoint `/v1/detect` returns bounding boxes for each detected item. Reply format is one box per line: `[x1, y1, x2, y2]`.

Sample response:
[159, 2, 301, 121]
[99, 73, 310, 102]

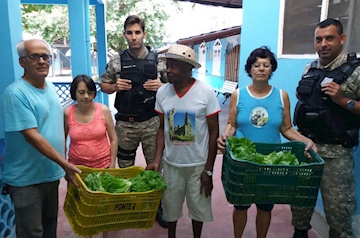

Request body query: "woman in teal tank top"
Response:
[217, 47, 317, 238]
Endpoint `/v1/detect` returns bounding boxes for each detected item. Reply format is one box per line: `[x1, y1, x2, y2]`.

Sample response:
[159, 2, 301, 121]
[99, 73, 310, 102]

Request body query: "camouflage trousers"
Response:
[291, 152, 357, 238]
[116, 116, 160, 168]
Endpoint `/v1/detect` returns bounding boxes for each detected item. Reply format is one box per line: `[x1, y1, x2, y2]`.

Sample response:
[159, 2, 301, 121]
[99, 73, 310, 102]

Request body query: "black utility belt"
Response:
[115, 113, 154, 122]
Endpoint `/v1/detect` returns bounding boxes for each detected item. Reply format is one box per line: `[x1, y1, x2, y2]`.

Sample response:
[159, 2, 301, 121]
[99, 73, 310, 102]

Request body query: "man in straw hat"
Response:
[147, 44, 221, 238]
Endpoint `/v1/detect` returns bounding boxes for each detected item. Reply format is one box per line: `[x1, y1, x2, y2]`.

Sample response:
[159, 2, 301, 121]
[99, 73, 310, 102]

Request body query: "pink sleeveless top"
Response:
[67, 103, 111, 168]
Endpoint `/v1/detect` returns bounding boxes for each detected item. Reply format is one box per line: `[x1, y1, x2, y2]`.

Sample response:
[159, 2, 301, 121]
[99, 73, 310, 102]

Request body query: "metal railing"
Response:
[53, 82, 106, 107]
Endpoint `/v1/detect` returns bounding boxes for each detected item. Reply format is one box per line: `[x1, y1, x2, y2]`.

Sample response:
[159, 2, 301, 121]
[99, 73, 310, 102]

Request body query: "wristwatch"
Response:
[346, 99, 355, 110]
[203, 170, 213, 176]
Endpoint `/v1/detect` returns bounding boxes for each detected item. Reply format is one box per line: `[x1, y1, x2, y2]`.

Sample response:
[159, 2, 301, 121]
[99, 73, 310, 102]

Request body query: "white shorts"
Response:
[162, 162, 213, 222]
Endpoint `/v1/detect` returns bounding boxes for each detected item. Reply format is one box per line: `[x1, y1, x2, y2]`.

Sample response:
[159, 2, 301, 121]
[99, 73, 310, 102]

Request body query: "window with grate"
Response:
[281, 0, 360, 55]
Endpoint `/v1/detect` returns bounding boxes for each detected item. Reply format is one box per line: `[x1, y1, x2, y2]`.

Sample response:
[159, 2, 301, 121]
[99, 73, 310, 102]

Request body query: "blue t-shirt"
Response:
[1, 78, 65, 186]
[235, 86, 283, 143]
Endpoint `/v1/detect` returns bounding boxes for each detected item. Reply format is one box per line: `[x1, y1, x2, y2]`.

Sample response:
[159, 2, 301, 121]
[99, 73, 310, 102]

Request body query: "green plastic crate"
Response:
[221, 141, 324, 207]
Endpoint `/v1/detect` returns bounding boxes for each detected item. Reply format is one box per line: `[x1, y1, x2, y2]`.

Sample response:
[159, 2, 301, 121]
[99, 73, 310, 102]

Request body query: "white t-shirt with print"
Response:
[155, 79, 221, 167]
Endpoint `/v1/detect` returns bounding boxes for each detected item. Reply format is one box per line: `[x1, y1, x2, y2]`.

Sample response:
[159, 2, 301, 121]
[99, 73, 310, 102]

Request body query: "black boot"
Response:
[292, 228, 308, 238]
[156, 202, 168, 228]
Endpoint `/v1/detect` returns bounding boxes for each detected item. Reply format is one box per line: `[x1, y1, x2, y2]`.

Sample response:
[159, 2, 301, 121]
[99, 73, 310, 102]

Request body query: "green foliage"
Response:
[104, 0, 179, 52]
[100, 172, 133, 193]
[21, 0, 180, 51]
[83, 170, 166, 193]
[84, 171, 132, 193]
[129, 170, 167, 192]
[228, 137, 301, 165]
[22, 5, 70, 44]
[83, 172, 105, 192]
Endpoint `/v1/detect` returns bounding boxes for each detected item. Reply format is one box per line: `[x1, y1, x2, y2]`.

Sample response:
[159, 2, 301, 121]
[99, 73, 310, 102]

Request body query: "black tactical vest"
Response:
[114, 49, 158, 117]
[293, 53, 360, 148]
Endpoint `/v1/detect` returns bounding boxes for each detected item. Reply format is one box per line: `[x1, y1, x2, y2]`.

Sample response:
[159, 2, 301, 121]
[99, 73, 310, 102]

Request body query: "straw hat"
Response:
[160, 44, 201, 69]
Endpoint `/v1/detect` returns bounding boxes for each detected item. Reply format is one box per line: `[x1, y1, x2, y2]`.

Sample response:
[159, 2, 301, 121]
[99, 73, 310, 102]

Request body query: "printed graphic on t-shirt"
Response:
[167, 108, 195, 142]
[250, 107, 268, 128]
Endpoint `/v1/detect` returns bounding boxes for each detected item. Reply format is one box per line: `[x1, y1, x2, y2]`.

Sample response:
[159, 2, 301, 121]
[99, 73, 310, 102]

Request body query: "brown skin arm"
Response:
[100, 82, 117, 94]
[143, 78, 164, 91]
[200, 114, 219, 198]
[21, 128, 81, 187]
[217, 90, 238, 153]
[146, 113, 165, 172]
[100, 79, 132, 94]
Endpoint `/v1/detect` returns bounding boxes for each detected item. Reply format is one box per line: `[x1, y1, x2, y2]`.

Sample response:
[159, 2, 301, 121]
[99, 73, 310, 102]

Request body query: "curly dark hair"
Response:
[244, 46, 278, 78]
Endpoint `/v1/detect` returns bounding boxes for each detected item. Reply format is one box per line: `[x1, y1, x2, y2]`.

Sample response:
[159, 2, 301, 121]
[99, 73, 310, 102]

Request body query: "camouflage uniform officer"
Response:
[291, 19, 360, 238]
[100, 51, 166, 168]
[100, 15, 168, 229]
[100, 15, 166, 168]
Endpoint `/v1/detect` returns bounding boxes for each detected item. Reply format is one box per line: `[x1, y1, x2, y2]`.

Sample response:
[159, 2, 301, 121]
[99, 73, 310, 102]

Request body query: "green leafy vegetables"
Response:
[83, 170, 167, 193]
[227, 137, 304, 165]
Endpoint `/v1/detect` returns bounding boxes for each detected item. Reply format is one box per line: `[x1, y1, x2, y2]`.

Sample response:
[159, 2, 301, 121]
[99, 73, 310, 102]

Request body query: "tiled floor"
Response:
[56, 94, 323, 238]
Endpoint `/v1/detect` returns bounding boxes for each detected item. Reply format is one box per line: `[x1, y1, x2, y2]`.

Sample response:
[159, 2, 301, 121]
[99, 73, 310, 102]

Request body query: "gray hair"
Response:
[16, 39, 51, 57]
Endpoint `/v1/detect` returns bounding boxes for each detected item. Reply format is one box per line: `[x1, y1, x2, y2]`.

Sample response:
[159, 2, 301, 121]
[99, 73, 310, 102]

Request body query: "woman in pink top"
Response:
[64, 74, 117, 168]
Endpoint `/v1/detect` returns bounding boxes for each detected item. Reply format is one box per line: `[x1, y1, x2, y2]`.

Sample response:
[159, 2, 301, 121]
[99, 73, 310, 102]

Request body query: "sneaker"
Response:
[292, 228, 308, 238]
[156, 205, 168, 228]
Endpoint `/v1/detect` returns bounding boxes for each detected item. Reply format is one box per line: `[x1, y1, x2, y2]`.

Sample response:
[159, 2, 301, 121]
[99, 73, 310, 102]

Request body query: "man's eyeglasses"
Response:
[22, 54, 52, 62]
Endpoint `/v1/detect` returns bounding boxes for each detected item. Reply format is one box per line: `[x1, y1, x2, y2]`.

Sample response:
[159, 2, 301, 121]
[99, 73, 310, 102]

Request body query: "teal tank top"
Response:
[235, 86, 283, 143]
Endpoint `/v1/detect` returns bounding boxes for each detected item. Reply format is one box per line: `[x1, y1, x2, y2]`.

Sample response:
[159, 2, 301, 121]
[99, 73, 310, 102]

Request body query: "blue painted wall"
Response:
[238, 0, 281, 87]
[0, 0, 23, 139]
